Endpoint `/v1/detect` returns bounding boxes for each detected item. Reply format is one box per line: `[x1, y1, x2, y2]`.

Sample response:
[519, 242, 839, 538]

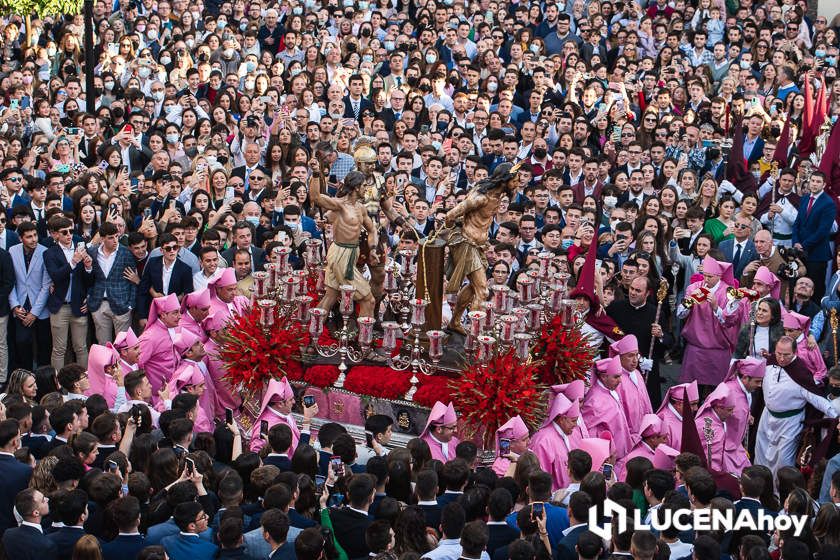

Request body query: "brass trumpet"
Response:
[727, 287, 760, 301]
[683, 290, 708, 308]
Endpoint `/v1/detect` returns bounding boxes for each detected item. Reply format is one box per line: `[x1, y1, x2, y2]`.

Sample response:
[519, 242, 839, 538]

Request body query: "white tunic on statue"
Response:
[754, 360, 839, 476]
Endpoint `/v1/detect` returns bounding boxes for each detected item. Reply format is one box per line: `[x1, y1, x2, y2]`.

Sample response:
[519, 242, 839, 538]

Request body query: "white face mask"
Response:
[160, 56, 171, 66]
[153, 90, 165, 101]
[166, 133, 180, 143]
[604, 195, 617, 208]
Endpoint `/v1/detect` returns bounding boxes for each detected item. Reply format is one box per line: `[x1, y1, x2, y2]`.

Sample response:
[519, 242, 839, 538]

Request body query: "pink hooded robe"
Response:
[420, 402, 460, 462]
[783, 310, 827, 381]
[610, 336, 653, 445]
[491, 415, 530, 477]
[203, 312, 242, 416]
[249, 377, 301, 453]
[615, 414, 665, 481]
[725, 267, 782, 328]
[652, 444, 680, 471]
[138, 294, 181, 395]
[112, 328, 140, 374]
[167, 362, 215, 433]
[695, 359, 764, 474]
[530, 394, 583, 491]
[581, 356, 633, 458]
[180, 288, 212, 343]
[208, 268, 250, 321]
[549, 380, 589, 438]
[656, 381, 700, 450]
[695, 384, 740, 474]
[680, 257, 740, 385]
[85, 344, 120, 408]
[173, 330, 217, 427]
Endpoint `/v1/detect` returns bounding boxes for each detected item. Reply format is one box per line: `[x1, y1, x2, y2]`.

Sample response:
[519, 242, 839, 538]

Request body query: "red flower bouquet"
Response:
[532, 316, 596, 386]
[413, 374, 454, 408]
[219, 305, 309, 391]
[451, 349, 544, 444]
[344, 366, 412, 399]
[304, 364, 341, 387]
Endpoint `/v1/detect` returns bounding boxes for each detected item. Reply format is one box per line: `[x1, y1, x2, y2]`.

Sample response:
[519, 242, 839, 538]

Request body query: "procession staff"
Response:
[695, 384, 737, 473]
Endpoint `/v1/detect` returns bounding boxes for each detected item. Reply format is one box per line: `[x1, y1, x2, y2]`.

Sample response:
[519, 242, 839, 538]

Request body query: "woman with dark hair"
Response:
[624, 456, 654, 516]
[394, 506, 433, 556]
[733, 299, 783, 359]
[292, 444, 319, 479]
[128, 433, 158, 475]
[406, 438, 432, 473]
[148, 448, 180, 496]
[580, 471, 608, 522]
[385, 455, 413, 503]
[33, 365, 59, 401]
[69, 432, 100, 468]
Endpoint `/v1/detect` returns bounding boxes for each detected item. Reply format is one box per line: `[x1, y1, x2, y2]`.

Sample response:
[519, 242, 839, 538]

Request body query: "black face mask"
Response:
[533, 147, 547, 159]
[361, 28, 371, 37]
[829, 385, 840, 397]
[707, 148, 721, 160]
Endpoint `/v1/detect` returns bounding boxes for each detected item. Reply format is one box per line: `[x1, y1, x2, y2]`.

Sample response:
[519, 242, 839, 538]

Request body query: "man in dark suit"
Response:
[43, 216, 91, 370]
[718, 214, 758, 281]
[486, 489, 519, 557]
[416, 469, 442, 530]
[47, 489, 89, 560]
[793, 171, 837, 302]
[0, 245, 15, 381]
[221, 222, 266, 274]
[162, 501, 218, 560]
[0, 419, 33, 536]
[263, 424, 311, 472]
[330, 474, 375, 559]
[2, 488, 56, 560]
[100, 496, 145, 560]
[731, 467, 774, 551]
[555, 492, 592, 560]
[97, 125, 152, 175]
[260, 509, 293, 560]
[343, 74, 373, 123]
[437, 459, 469, 508]
[137, 233, 194, 320]
[743, 114, 766, 165]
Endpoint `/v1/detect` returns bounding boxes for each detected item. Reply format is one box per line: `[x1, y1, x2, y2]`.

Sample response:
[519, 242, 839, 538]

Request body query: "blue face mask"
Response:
[284, 221, 299, 230]
[246, 61, 256, 73]
[561, 239, 574, 249]
[245, 216, 260, 226]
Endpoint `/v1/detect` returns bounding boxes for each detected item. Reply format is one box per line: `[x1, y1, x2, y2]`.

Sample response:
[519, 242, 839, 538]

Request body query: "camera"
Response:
[777, 246, 805, 280]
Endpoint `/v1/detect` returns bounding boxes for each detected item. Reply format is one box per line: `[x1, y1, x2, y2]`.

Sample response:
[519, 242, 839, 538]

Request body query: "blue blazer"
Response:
[146, 518, 213, 546]
[8, 242, 50, 319]
[43, 245, 90, 316]
[0, 444, 34, 535]
[555, 525, 589, 560]
[100, 533, 146, 560]
[0, 229, 20, 250]
[717, 238, 758, 281]
[2, 524, 58, 560]
[137, 256, 194, 319]
[161, 533, 218, 560]
[47, 526, 87, 560]
[793, 193, 837, 262]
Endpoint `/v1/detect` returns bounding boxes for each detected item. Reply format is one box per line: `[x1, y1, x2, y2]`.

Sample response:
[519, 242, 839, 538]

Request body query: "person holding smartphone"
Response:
[491, 415, 531, 477]
[249, 376, 318, 454]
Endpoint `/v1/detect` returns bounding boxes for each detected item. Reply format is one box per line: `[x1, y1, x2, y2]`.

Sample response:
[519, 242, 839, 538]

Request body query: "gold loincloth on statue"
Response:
[445, 228, 488, 294]
[325, 242, 372, 299]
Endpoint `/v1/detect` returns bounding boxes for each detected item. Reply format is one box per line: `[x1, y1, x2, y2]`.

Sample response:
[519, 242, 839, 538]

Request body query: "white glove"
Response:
[639, 358, 654, 373]
[719, 180, 737, 194]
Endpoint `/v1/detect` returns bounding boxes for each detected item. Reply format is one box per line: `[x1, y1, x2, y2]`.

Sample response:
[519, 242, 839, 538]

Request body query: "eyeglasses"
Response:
[7, 177, 22, 182]
[733, 223, 750, 229]
[58, 229, 72, 235]
[162, 245, 178, 252]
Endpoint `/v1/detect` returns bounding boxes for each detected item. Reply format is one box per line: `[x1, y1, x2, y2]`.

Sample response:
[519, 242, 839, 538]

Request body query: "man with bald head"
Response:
[607, 276, 674, 408]
[742, 229, 805, 304]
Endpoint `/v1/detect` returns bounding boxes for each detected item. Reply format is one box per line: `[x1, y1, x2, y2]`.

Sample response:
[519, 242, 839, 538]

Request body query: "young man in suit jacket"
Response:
[100, 496, 145, 560]
[43, 216, 91, 370]
[161, 501, 218, 560]
[263, 423, 311, 472]
[86, 222, 137, 343]
[793, 171, 837, 302]
[554, 492, 593, 560]
[416, 469, 443, 530]
[0, 419, 34, 536]
[2, 488, 56, 560]
[137, 233, 194, 320]
[330, 474, 375, 559]
[47, 489, 89, 560]
[486, 489, 519, 557]
[9, 221, 51, 369]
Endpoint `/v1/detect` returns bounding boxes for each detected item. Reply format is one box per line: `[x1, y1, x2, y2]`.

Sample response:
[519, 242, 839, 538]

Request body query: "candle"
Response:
[561, 299, 577, 327]
[550, 289, 564, 313]
[505, 291, 515, 313]
[527, 303, 543, 330]
[296, 295, 313, 322]
[514, 333, 531, 361]
[339, 285, 355, 316]
[358, 317, 376, 346]
[258, 299, 275, 328]
[500, 315, 517, 343]
[399, 251, 413, 276]
[253, 271, 269, 298]
[426, 330, 445, 360]
[296, 270, 307, 295]
[477, 335, 495, 361]
[517, 277, 534, 302]
[464, 334, 476, 351]
[382, 321, 399, 349]
[527, 270, 541, 293]
[273, 246, 290, 274]
[482, 302, 495, 330]
[264, 264, 277, 290]
[308, 307, 326, 338]
[316, 268, 325, 291]
[270, 262, 282, 290]
[492, 285, 507, 313]
[306, 239, 322, 265]
[538, 252, 552, 279]
[513, 307, 528, 331]
[283, 276, 296, 301]
[555, 272, 570, 296]
[468, 311, 486, 337]
[384, 264, 398, 291]
[410, 299, 428, 326]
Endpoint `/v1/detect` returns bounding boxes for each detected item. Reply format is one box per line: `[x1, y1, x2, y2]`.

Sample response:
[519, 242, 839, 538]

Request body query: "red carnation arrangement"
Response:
[304, 364, 341, 387]
[532, 315, 596, 386]
[450, 349, 544, 444]
[413, 374, 454, 408]
[344, 366, 412, 399]
[219, 306, 309, 392]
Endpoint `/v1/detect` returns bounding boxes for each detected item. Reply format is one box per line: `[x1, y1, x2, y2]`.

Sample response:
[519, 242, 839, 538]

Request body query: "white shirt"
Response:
[764, 360, 839, 417]
[429, 432, 451, 460]
[97, 245, 118, 298]
[193, 267, 223, 291]
[162, 259, 175, 295]
[20, 521, 44, 533]
[58, 242, 77, 303]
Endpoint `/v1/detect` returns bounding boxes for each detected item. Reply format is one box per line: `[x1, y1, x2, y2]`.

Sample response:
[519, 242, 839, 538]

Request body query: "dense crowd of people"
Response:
[1, 0, 840, 559]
